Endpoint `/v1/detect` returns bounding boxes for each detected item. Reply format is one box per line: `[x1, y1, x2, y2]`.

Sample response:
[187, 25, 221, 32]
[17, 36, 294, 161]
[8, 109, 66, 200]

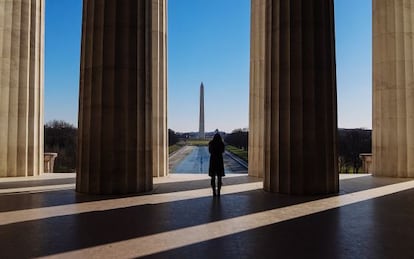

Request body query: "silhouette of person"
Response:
[209, 132, 225, 196]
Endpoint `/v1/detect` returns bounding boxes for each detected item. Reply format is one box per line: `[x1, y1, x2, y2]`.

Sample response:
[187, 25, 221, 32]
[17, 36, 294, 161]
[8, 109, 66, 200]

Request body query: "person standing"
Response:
[208, 133, 225, 196]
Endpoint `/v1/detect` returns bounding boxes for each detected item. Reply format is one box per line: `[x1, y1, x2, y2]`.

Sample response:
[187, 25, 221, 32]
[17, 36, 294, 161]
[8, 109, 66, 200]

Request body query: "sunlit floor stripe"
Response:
[0, 174, 248, 193]
[0, 182, 262, 225]
[0, 173, 76, 183]
[153, 173, 247, 184]
[0, 184, 75, 194]
[41, 180, 414, 259]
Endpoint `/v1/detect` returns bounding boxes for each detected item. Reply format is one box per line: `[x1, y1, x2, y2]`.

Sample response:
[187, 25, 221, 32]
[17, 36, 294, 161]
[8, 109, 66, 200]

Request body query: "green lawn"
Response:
[169, 140, 209, 154]
[226, 145, 248, 162]
[339, 166, 367, 174]
[186, 139, 210, 146]
[168, 144, 183, 154]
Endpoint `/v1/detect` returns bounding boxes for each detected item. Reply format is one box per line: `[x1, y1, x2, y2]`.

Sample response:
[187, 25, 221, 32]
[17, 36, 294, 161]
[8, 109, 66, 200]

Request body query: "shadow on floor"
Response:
[153, 175, 260, 194]
[0, 175, 413, 258]
[0, 176, 260, 212]
[143, 188, 414, 259]
[0, 188, 328, 258]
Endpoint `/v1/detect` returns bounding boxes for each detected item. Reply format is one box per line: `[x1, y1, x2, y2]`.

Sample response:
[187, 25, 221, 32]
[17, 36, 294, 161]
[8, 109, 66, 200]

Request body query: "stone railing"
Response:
[359, 153, 372, 174]
[44, 153, 58, 173]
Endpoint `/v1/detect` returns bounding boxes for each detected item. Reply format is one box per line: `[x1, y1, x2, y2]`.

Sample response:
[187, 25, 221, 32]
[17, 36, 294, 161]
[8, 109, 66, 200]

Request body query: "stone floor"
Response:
[1, 173, 414, 258]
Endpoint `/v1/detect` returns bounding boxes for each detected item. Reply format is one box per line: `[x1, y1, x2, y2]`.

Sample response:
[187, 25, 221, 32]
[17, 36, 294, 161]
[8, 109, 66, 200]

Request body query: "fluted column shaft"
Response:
[263, 0, 338, 194]
[373, 0, 414, 177]
[77, 0, 153, 194]
[249, 0, 266, 178]
[0, 0, 44, 177]
[152, 0, 167, 177]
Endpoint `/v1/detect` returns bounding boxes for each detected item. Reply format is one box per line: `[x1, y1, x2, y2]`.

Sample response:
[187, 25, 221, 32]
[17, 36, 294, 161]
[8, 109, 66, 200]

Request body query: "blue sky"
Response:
[45, 0, 372, 132]
[45, 0, 82, 125]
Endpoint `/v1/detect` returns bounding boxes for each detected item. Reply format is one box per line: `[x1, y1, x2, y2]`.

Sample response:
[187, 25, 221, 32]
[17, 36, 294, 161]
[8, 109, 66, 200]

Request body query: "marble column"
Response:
[77, 0, 153, 194]
[249, 0, 265, 178]
[263, 0, 338, 194]
[152, 0, 168, 177]
[0, 0, 44, 177]
[373, 0, 414, 177]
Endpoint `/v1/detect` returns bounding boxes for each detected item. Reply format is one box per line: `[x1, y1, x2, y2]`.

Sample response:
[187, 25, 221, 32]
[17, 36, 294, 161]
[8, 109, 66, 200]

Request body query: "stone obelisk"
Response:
[199, 82, 205, 139]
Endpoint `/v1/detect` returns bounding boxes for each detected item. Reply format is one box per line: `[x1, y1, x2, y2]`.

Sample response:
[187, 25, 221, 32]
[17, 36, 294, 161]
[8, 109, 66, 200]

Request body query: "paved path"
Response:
[168, 146, 195, 170]
[170, 146, 247, 174]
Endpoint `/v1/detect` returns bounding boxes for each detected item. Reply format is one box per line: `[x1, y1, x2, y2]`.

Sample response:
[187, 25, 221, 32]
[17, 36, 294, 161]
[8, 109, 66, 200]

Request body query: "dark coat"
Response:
[208, 135, 225, 177]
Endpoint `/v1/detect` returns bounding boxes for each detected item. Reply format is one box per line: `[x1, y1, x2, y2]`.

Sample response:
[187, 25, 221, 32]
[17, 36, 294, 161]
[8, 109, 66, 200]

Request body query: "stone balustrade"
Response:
[44, 153, 58, 173]
[360, 153, 373, 174]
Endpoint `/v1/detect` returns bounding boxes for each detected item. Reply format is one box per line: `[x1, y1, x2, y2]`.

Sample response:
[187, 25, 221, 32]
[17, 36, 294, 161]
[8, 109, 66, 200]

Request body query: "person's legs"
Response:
[210, 176, 216, 196]
[217, 176, 222, 196]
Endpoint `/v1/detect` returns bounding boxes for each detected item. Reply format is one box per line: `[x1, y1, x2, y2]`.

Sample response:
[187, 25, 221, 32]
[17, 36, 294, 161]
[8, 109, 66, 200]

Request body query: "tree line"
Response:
[224, 129, 248, 150]
[44, 120, 77, 172]
[216, 128, 372, 173]
[44, 122, 372, 173]
[338, 128, 371, 173]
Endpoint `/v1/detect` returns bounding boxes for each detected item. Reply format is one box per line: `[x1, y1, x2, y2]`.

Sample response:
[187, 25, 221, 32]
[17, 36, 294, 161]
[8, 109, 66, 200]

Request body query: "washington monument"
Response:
[199, 82, 205, 139]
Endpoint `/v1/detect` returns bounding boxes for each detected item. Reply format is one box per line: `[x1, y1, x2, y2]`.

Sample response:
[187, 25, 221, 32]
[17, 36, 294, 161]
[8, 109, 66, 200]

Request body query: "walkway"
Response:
[170, 146, 247, 174]
[1, 174, 414, 258]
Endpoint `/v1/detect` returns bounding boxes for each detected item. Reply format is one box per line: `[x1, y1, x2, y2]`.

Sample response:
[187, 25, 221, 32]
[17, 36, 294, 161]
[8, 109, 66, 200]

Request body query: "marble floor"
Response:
[0, 173, 414, 258]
